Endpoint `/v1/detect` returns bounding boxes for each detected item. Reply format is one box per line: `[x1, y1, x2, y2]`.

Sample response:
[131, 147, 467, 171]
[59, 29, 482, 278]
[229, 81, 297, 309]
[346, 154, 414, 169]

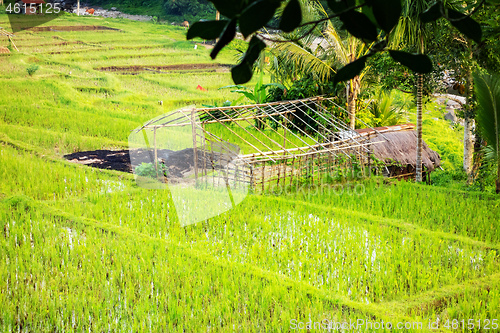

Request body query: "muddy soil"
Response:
[95, 63, 231, 74]
[64, 148, 235, 178]
[30, 25, 120, 32]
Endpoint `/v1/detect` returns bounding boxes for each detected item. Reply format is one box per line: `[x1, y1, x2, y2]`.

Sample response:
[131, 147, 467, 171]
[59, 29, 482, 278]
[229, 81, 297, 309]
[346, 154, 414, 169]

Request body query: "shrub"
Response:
[135, 162, 168, 179]
[26, 64, 39, 76]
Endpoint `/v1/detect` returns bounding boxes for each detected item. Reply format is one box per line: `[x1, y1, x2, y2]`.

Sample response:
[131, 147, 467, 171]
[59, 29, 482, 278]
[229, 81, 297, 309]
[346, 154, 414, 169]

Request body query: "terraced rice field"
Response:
[1, 13, 499, 332]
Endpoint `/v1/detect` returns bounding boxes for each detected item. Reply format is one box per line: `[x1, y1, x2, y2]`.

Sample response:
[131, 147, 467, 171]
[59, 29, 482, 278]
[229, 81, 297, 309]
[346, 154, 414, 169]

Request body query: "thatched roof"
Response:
[356, 124, 441, 171]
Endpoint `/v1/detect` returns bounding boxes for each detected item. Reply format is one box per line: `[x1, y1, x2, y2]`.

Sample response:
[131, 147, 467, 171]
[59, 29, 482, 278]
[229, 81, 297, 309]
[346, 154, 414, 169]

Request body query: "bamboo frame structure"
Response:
[133, 97, 383, 191]
[0, 29, 19, 52]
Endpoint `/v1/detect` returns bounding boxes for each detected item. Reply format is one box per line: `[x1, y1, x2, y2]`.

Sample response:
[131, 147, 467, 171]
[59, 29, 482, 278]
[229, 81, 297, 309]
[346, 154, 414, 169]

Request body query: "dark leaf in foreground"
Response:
[187, 20, 229, 40]
[210, 19, 237, 60]
[339, 10, 378, 41]
[420, 2, 442, 23]
[334, 56, 368, 84]
[232, 36, 266, 84]
[389, 50, 433, 73]
[240, 0, 280, 38]
[447, 8, 482, 44]
[371, 0, 402, 32]
[279, 0, 303, 32]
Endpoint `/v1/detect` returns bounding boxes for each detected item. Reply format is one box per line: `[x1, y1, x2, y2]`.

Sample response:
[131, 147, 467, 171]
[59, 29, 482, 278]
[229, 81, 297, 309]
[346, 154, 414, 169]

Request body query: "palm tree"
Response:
[391, 0, 432, 182]
[368, 90, 406, 127]
[269, 0, 370, 129]
[474, 72, 500, 193]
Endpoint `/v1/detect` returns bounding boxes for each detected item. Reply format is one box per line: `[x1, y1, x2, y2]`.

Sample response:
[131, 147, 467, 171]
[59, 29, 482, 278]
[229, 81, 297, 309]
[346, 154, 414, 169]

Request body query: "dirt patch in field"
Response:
[64, 148, 232, 178]
[65, 149, 133, 173]
[30, 25, 120, 32]
[95, 63, 231, 74]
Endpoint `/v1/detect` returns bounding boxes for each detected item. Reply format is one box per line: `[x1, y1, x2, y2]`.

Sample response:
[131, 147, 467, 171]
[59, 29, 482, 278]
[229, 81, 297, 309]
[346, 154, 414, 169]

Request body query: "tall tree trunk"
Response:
[348, 76, 360, 129]
[497, 164, 500, 194]
[347, 76, 361, 129]
[463, 45, 475, 184]
[416, 73, 423, 182]
[463, 118, 475, 179]
[347, 41, 358, 130]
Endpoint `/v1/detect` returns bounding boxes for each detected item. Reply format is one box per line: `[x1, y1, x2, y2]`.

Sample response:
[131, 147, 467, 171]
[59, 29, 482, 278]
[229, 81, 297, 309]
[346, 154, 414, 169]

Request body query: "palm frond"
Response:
[272, 40, 336, 82]
[474, 72, 500, 162]
[390, 0, 433, 52]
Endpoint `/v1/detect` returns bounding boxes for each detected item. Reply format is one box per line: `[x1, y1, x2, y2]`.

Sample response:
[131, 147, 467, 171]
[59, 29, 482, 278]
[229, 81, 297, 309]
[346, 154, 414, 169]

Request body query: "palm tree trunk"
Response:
[348, 76, 360, 129]
[463, 118, 475, 180]
[497, 164, 500, 194]
[416, 73, 423, 182]
[464, 46, 475, 184]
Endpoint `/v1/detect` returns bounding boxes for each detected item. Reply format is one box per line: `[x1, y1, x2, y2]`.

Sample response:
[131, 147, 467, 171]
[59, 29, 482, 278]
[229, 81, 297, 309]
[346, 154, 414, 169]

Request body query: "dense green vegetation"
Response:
[1, 12, 499, 332]
[89, 0, 215, 22]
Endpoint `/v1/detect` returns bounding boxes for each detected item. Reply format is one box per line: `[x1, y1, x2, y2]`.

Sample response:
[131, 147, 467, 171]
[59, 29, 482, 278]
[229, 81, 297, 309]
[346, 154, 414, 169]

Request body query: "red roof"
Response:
[355, 124, 415, 136]
[22, 0, 46, 3]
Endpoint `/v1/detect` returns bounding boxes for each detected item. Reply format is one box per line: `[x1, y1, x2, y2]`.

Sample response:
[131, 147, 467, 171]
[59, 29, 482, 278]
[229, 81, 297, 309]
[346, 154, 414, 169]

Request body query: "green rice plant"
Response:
[134, 162, 168, 179]
[0, 144, 133, 201]
[26, 64, 40, 76]
[0, 198, 379, 332]
[51, 189, 500, 304]
[284, 179, 500, 244]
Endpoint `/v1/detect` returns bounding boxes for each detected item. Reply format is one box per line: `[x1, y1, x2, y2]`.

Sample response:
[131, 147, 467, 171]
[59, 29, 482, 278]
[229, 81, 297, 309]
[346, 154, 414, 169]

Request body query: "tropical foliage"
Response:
[268, 0, 372, 128]
[163, 0, 215, 17]
[474, 72, 500, 193]
[367, 90, 406, 127]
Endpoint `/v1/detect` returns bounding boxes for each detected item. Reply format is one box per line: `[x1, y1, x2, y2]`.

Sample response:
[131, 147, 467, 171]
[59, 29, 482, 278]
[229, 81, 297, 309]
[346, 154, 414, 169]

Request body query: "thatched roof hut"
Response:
[355, 124, 441, 178]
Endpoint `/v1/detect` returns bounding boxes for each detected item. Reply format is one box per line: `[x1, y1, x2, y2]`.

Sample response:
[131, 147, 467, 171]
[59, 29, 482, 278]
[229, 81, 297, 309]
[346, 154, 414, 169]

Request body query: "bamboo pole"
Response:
[142, 109, 299, 129]
[191, 109, 199, 181]
[250, 155, 255, 190]
[191, 108, 276, 162]
[214, 107, 280, 159]
[264, 103, 322, 153]
[277, 161, 281, 186]
[227, 105, 299, 156]
[153, 127, 159, 179]
[134, 97, 325, 133]
[283, 121, 287, 150]
[240, 140, 381, 162]
[262, 163, 265, 192]
[8, 37, 19, 52]
[192, 96, 322, 113]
